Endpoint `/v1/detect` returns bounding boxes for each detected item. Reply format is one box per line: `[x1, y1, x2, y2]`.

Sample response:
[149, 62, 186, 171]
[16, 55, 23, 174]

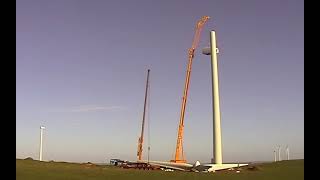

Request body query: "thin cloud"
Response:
[47, 105, 125, 113]
[70, 105, 124, 112]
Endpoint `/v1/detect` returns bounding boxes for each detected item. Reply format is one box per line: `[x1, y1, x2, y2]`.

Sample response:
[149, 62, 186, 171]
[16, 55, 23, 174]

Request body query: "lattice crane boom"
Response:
[171, 16, 210, 163]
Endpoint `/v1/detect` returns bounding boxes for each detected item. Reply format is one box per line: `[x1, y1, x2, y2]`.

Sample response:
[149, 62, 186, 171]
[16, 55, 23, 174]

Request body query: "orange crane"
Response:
[137, 69, 150, 161]
[171, 16, 210, 163]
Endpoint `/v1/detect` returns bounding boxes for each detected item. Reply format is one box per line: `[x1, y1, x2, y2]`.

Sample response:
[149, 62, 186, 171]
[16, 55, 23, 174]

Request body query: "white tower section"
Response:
[210, 31, 222, 165]
[201, 30, 248, 170]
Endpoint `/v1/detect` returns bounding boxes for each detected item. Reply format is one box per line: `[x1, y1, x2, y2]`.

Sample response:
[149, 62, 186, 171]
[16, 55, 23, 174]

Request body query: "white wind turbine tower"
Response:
[277, 145, 281, 161]
[286, 145, 290, 160]
[274, 149, 277, 162]
[39, 126, 46, 161]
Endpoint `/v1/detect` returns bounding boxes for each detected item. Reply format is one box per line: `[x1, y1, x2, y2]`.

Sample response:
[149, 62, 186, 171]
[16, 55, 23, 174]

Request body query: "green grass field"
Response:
[16, 159, 304, 180]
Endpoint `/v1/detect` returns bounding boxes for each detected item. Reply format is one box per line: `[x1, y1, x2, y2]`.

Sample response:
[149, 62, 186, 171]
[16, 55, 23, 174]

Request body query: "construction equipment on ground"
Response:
[170, 16, 210, 163]
[120, 161, 160, 170]
[137, 69, 150, 161]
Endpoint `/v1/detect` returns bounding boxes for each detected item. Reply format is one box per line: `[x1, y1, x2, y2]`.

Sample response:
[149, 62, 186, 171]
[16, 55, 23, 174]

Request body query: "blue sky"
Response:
[17, 0, 304, 163]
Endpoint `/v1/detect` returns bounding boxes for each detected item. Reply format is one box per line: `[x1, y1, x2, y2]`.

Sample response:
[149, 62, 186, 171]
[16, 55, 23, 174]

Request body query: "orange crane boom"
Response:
[137, 69, 150, 161]
[171, 16, 210, 163]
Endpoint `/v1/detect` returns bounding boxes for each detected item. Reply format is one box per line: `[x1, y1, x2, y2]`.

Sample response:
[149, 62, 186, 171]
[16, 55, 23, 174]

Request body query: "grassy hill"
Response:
[16, 159, 304, 180]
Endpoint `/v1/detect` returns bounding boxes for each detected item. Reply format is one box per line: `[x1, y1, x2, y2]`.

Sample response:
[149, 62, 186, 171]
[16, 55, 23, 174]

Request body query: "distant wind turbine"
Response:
[39, 126, 45, 161]
[278, 145, 281, 161]
[286, 145, 290, 160]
